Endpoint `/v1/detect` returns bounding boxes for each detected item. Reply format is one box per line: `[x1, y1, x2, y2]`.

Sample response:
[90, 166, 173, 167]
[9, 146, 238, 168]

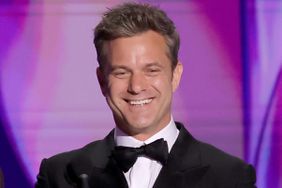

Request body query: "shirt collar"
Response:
[114, 117, 179, 152]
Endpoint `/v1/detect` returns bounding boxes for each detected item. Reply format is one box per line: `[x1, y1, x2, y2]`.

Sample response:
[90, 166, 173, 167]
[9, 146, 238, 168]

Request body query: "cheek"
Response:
[149, 75, 173, 92]
[107, 79, 128, 97]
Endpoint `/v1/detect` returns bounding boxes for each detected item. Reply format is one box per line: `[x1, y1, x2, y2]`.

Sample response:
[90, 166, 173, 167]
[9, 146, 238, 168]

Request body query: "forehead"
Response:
[103, 31, 170, 68]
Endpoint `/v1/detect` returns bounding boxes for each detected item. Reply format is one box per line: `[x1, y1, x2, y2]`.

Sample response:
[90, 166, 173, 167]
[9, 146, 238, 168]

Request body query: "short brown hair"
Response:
[94, 2, 180, 70]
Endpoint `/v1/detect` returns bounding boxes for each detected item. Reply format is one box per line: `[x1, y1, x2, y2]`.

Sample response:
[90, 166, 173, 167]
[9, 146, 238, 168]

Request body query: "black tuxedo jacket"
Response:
[35, 123, 256, 188]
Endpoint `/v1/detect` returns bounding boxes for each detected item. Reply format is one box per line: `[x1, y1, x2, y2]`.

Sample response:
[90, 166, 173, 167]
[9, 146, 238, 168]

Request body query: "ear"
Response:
[96, 67, 107, 96]
[172, 62, 183, 92]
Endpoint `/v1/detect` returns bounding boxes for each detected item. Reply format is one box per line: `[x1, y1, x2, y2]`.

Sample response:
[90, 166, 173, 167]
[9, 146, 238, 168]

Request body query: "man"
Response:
[36, 3, 256, 188]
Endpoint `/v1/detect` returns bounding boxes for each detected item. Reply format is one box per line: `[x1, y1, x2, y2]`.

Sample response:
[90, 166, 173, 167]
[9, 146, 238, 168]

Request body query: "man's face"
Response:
[97, 30, 182, 140]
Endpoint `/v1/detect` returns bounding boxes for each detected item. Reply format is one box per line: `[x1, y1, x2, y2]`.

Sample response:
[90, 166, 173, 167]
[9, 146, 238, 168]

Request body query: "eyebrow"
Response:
[109, 65, 130, 71]
[145, 62, 163, 68]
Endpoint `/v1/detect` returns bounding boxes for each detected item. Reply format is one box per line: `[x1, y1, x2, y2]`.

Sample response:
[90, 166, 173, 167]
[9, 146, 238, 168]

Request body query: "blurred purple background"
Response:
[0, 0, 281, 187]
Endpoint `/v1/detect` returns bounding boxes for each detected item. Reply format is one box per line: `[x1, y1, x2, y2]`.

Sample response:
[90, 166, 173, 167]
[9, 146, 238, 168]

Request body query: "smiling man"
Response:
[36, 3, 256, 188]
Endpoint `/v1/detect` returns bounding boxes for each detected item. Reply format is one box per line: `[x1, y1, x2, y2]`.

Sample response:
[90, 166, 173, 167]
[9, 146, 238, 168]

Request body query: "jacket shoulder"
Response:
[45, 138, 106, 165]
[35, 135, 114, 188]
[198, 141, 244, 165]
[197, 141, 256, 186]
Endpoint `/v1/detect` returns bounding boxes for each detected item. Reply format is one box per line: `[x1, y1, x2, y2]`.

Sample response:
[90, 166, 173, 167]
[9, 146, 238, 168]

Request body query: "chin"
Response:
[128, 120, 156, 133]
[115, 114, 157, 133]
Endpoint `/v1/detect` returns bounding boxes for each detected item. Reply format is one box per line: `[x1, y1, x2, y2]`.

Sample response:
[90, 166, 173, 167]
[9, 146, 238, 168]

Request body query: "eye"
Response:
[149, 69, 159, 72]
[146, 67, 161, 76]
[112, 70, 130, 78]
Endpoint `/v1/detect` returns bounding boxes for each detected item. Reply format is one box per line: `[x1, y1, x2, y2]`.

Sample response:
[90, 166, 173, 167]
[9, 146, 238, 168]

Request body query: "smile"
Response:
[128, 99, 153, 106]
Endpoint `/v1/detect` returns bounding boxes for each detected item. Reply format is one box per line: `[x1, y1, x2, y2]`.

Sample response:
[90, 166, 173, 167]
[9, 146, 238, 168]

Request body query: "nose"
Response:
[128, 72, 148, 94]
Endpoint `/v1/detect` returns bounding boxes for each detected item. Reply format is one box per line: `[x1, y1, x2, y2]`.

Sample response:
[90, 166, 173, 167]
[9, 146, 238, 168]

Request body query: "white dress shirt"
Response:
[114, 118, 179, 188]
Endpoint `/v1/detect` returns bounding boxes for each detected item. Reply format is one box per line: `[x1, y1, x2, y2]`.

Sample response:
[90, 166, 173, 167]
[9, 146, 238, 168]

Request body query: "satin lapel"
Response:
[153, 123, 209, 188]
[89, 157, 128, 188]
[66, 130, 128, 188]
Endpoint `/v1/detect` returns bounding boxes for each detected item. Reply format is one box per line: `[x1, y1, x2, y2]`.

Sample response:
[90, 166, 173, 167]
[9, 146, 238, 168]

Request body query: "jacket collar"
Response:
[66, 130, 121, 187]
[153, 122, 209, 188]
[67, 122, 209, 188]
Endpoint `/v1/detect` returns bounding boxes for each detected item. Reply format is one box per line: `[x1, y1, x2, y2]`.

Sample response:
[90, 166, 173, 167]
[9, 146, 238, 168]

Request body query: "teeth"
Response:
[129, 99, 152, 105]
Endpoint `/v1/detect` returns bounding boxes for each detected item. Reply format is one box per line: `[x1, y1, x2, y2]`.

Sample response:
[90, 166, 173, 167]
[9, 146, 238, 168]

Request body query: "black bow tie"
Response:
[112, 138, 169, 172]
